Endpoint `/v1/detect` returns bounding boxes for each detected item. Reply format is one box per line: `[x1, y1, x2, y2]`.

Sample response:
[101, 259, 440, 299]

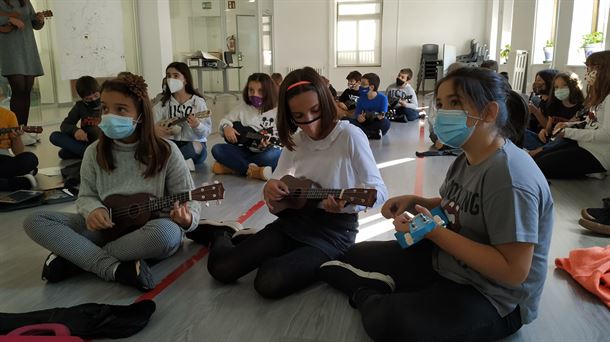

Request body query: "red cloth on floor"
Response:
[555, 245, 610, 308]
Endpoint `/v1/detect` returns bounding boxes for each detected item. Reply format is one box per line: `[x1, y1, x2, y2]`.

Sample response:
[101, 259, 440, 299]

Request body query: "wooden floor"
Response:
[1, 97, 609, 341]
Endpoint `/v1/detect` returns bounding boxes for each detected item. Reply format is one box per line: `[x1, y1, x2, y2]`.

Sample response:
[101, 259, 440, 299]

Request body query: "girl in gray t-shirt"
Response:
[320, 68, 553, 341]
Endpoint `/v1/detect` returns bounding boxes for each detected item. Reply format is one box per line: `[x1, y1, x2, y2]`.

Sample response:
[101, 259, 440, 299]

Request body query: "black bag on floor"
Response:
[0, 300, 156, 339]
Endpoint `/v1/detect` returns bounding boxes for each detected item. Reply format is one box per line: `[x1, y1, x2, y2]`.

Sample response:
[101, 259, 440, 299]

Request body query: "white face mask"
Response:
[167, 78, 184, 93]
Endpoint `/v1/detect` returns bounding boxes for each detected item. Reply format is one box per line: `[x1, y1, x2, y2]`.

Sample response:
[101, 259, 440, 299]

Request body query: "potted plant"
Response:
[581, 31, 603, 58]
[500, 44, 511, 64]
[543, 40, 553, 63]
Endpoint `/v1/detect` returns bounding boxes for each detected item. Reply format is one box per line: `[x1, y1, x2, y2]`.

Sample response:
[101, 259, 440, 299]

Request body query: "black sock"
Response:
[114, 260, 155, 292]
[350, 287, 384, 309]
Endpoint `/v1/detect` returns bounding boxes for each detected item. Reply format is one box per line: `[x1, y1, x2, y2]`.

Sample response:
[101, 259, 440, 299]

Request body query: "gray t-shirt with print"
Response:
[434, 140, 554, 324]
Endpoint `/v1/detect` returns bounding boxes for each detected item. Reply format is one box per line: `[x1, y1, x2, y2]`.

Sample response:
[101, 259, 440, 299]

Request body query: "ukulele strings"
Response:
[111, 192, 193, 217]
[284, 188, 344, 199]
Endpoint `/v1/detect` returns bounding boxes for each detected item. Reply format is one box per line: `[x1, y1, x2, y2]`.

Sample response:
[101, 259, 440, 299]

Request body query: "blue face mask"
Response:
[98, 114, 139, 140]
[432, 109, 478, 148]
[359, 86, 370, 96]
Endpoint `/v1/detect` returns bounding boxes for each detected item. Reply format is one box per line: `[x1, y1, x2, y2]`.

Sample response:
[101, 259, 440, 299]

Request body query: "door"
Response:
[236, 15, 259, 89]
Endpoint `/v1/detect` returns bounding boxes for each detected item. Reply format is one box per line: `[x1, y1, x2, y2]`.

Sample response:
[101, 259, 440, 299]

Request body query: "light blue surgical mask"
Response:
[432, 109, 479, 148]
[554, 87, 570, 101]
[98, 114, 140, 140]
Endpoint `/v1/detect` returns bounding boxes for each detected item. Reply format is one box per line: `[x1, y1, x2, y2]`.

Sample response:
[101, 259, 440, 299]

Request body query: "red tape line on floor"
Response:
[414, 124, 426, 196]
[134, 200, 267, 303]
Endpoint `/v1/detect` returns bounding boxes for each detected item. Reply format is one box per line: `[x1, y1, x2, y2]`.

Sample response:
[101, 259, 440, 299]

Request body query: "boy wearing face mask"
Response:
[385, 68, 420, 122]
[154, 62, 211, 168]
[351, 73, 390, 140]
[337, 71, 362, 118]
[50, 76, 102, 159]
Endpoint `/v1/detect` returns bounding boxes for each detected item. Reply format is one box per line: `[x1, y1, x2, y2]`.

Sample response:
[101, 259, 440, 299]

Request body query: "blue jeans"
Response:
[523, 129, 544, 150]
[349, 117, 391, 136]
[211, 143, 282, 175]
[172, 140, 207, 165]
[396, 107, 421, 121]
[50, 131, 89, 159]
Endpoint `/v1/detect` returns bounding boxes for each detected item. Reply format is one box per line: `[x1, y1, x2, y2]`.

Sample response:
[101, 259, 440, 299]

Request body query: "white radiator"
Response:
[286, 66, 324, 76]
[510, 50, 528, 93]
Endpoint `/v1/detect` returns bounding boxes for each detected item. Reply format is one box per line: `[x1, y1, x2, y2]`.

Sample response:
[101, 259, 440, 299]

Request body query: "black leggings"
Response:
[534, 141, 605, 178]
[338, 241, 523, 342]
[7, 75, 35, 125]
[207, 226, 330, 299]
[0, 152, 38, 191]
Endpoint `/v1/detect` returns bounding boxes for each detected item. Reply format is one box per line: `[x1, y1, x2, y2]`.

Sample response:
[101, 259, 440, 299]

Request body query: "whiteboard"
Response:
[442, 44, 456, 76]
[54, 0, 126, 80]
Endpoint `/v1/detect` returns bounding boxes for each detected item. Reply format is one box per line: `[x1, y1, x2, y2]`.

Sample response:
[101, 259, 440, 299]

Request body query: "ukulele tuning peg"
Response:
[202, 182, 209, 186]
[204, 202, 210, 207]
[214, 180, 219, 184]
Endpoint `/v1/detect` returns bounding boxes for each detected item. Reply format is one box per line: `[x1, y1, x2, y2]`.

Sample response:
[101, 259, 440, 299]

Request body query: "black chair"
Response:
[416, 44, 442, 94]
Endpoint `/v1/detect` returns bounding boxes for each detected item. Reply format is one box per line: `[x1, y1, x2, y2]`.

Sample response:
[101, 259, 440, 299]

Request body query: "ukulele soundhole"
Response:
[128, 204, 142, 218]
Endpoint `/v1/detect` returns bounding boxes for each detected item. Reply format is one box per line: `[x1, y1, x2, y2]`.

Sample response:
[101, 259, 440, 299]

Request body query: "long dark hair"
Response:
[242, 73, 277, 113]
[548, 72, 585, 106]
[505, 90, 530, 148]
[535, 69, 559, 97]
[436, 68, 511, 138]
[160, 62, 203, 106]
[585, 50, 610, 110]
[97, 74, 171, 178]
[277, 67, 337, 151]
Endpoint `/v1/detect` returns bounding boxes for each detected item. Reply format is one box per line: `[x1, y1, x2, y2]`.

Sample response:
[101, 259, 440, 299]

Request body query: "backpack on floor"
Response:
[0, 300, 156, 339]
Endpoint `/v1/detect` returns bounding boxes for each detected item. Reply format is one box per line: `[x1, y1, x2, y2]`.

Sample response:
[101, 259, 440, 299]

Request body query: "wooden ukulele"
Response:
[0, 10, 53, 33]
[101, 182, 224, 241]
[0, 125, 43, 135]
[158, 110, 211, 136]
[268, 175, 377, 214]
[226, 121, 282, 147]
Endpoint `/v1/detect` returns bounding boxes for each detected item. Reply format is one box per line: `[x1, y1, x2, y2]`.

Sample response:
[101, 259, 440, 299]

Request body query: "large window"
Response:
[533, 0, 558, 64]
[336, 0, 382, 66]
[568, 0, 609, 64]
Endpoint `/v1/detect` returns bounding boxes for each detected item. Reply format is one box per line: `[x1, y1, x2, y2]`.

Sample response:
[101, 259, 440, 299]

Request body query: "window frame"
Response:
[335, 0, 383, 67]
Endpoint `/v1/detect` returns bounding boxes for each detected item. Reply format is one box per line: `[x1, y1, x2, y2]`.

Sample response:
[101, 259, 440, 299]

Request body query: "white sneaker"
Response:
[586, 172, 607, 180]
[185, 158, 196, 172]
[21, 134, 38, 146]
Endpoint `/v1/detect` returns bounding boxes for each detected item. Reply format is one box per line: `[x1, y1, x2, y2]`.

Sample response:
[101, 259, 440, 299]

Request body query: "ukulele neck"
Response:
[149, 191, 191, 211]
[287, 188, 343, 200]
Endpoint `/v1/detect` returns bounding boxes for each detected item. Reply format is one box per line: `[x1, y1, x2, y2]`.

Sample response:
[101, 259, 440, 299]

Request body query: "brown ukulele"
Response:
[0, 125, 43, 135]
[0, 10, 53, 33]
[268, 175, 377, 214]
[101, 182, 224, 241]
[158, 110, 211, 136]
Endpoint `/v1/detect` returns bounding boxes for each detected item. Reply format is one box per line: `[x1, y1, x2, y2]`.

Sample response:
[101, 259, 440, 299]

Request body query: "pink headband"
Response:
[286, 81, 311, 91]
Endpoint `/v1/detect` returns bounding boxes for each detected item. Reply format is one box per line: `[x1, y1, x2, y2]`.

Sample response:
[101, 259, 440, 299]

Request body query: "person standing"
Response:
[0, 0, 46, 130]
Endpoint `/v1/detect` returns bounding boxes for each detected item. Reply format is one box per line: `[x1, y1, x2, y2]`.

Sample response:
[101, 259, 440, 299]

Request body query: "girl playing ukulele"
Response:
[188, 67, 387, 299]
[24, 73, 201, 291]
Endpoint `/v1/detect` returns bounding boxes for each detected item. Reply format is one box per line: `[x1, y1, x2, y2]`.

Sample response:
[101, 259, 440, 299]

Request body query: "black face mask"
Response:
[293, 115, 321, 125]
[395, 78, 405, 86]
[85, 98, 101, 109]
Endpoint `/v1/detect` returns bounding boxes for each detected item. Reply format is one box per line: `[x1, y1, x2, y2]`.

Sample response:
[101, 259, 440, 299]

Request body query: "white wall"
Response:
[137, 0, 173, 97]
[274, 0, 490, 92]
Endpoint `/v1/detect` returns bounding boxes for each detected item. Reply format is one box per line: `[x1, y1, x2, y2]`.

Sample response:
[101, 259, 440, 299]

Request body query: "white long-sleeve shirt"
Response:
[218, 102, 278, 139]
[153, 95, 211, 142]
[564, 94, 610, 170]
[271, 120, 388, 213]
